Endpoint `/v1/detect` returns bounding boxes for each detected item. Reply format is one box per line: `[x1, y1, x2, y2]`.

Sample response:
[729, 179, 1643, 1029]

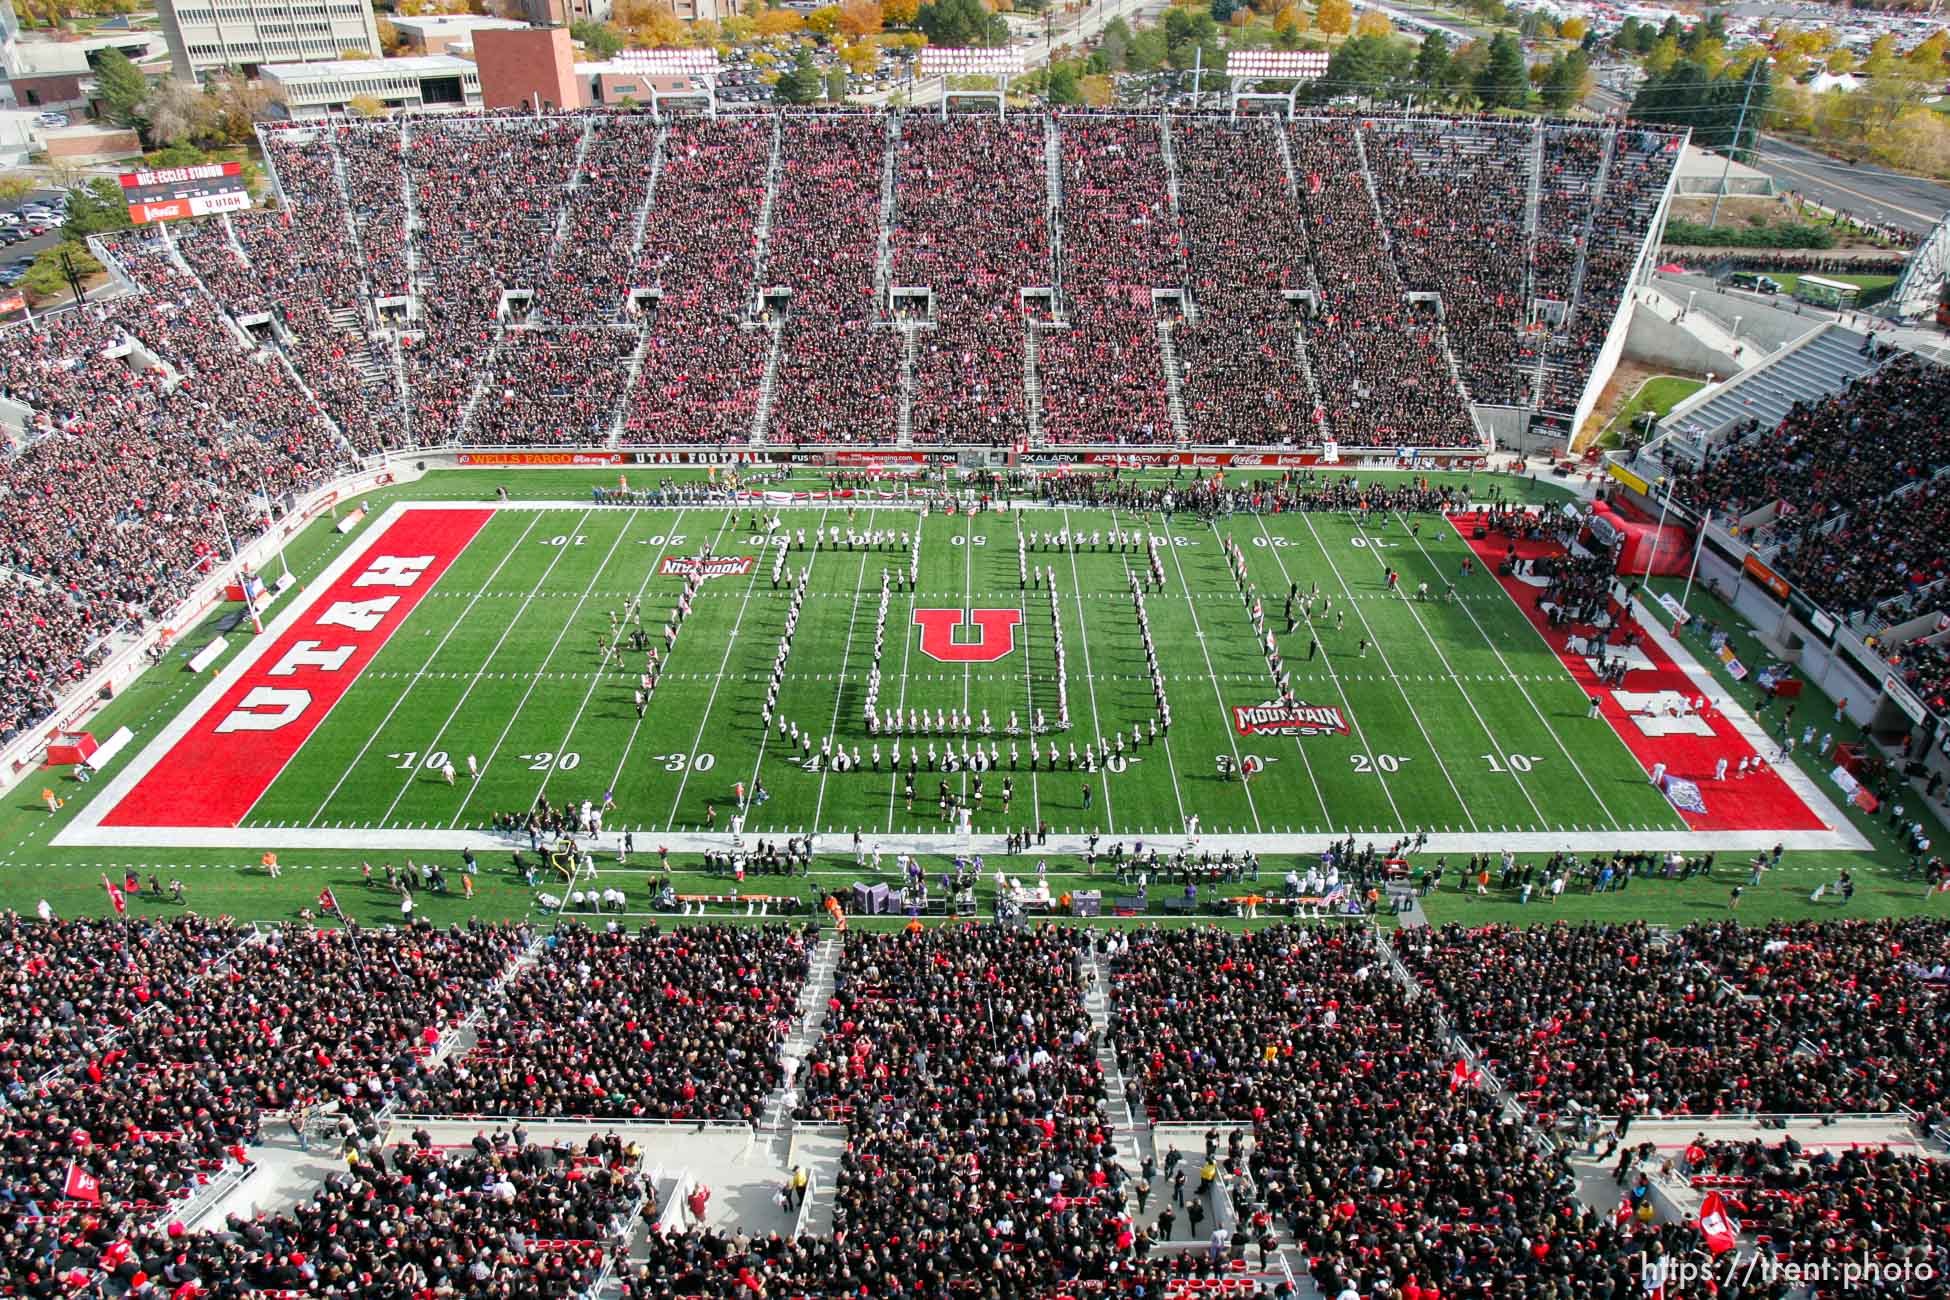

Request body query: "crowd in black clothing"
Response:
[1173, 118, 1314, 445]
[1104, 925, 1704, 1300]
[53, 1136, 643, 1300]
[0, 913, 528, 1295]
[1668, 354, 1950, 630]
[1366, 124, 1529, 409]
[1392, 919, 1950, 1121]
[1682, 1137, 1947, 1295]
[1289, 121, 1477, 446]
[396, 923, 812, 1120]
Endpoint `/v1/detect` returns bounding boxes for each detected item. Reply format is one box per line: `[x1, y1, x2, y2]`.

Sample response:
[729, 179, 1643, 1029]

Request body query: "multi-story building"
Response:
[260, 53, 481, 116]
[158, 0, 384, 81]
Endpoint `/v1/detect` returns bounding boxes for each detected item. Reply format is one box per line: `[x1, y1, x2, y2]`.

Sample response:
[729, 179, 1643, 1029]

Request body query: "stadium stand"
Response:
[0, 107, 1679, 752]
[4, 912, 1945, 1297]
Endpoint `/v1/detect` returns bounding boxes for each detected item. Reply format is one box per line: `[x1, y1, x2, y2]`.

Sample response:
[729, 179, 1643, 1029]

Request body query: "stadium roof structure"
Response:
[918, 47, 1026, 114]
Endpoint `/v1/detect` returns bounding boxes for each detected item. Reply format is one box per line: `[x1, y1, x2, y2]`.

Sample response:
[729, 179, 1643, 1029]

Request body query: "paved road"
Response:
[1744, 135, 1950, 239]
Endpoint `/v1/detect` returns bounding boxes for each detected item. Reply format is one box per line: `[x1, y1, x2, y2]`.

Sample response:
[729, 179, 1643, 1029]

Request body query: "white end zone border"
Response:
[53, 500, 570, 851]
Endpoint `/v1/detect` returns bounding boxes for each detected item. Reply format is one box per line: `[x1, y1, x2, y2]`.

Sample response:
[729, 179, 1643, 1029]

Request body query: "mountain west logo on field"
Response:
[913, 608, 1023, 663]
[1233, 701, 1350, 738]
[659, 555, 755, 579]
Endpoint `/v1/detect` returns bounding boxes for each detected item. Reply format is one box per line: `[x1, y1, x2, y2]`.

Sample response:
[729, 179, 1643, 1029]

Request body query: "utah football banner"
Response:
[64, 1160, 101, 1204]
[1698, 1192, 1740, 1255]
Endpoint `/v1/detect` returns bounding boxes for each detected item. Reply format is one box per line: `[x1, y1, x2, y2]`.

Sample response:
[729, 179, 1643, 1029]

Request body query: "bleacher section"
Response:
[1662, 324, 1881, 446]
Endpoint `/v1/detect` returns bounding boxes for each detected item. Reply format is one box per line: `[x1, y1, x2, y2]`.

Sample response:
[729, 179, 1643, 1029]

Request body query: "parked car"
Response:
[1724, 271, 1782, 295]
[35, 112, 68, 128]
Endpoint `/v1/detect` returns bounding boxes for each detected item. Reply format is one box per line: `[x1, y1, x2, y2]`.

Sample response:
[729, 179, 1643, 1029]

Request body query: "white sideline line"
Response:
[1155, 511, 1262, 834]
[1395, 512, 1619, 830]
[538, 507, 702, 812]
[302, 512, 546, 827]
[809, 541, 876, 836]
[662, 516, 776, 833]
[1297, 511, 1479, 831]
[432, 509, 622, 829]
[1060, 508, 1118, 835]
[959, 510, 976, 816]
[1246, 515, 1395, 831]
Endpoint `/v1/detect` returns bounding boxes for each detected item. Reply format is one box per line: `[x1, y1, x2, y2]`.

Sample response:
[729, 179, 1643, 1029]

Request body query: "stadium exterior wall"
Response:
[1623, 300, 1742, 377]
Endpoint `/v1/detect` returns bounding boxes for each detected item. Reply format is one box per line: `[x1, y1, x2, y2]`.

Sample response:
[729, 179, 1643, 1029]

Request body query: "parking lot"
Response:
[0, 187, 75, 289]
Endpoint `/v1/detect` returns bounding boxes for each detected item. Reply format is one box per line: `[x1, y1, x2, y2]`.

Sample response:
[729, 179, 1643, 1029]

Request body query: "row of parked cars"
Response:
[0, 189, 71, 285]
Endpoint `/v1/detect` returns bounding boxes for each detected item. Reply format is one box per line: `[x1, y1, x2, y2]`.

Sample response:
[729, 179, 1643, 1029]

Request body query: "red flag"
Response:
[1448, 1059, 1471, 1090]
[64, 1161, 101, 1204]
[318, 887, 339, 916]
[1698, 1192, 1740, 1255]
[102, 875, 125, 917]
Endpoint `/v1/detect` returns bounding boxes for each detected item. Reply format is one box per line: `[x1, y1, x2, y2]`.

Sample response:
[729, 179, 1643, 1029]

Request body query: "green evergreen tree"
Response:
[1474, 32, 1528, 109]
[95, 48, 150, 128]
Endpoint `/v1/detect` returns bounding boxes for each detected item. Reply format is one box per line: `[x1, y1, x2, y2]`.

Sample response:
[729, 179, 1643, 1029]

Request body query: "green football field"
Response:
[188, 498, 1682, 841]
[9, 468, 1946, 931]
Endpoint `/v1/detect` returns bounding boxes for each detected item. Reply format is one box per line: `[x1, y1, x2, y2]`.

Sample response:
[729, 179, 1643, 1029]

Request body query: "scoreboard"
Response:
[118, 162, 251, 225]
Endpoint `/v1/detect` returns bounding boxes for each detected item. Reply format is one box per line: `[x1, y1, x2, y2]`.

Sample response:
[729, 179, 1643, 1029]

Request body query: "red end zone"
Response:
[103, 508, 492, 828]
[1449, 511, 1826, 833]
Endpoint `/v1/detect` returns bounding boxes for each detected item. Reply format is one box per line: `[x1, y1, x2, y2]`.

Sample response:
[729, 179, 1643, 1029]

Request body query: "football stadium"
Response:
[1, 100, 1948, 1300]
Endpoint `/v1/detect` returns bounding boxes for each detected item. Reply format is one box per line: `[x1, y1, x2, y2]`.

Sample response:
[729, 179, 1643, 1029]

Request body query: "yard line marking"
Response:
[1060, 508, 1117, 836]
[1398, 512, 1621, 830]
[753, 507, 838, 834]
[304, 514, 549, 830]
[1109, 506, 1181, 832]
[1343, 511, 1555, 828]
[1156, 512, 1264, 834]
[552, 507, 700, 809]
[439, 510, 633, 829]
[663, 511, 789, 832]
[1246, 515, 1391, 831]
[1297, 511, 1477, 832]
[809, 536, 876, 837]
[882, 511, 919, 836]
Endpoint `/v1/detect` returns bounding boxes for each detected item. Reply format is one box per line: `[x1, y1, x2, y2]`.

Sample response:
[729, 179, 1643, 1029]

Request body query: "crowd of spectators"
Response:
[1669, 354, 1950, 631]
[1393, 919, 1950, 1121]
[766, 112, 900, 445]
[396, 922, 812, 1120]
[1105, 925, 1682, 1300]
[1288, 120, 1477, 445]
[620, 116, 771, 445]
[0, 913, 530, 1290]
[1538, 130, 1677, 411]
[896, 114, 1048, 446]
[59, 1136, 644, 1300]
[1042, 115, 1177, 444]
[1682, 1136, 1947, 1294]
[1173, 117, 1315, 445]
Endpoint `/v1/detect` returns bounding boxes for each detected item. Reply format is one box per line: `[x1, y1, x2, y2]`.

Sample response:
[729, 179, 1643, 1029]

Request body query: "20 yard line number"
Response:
[1349, 753, 1408, 774]
[543, 533, 688, 547]
[386, 750, 585, 771]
